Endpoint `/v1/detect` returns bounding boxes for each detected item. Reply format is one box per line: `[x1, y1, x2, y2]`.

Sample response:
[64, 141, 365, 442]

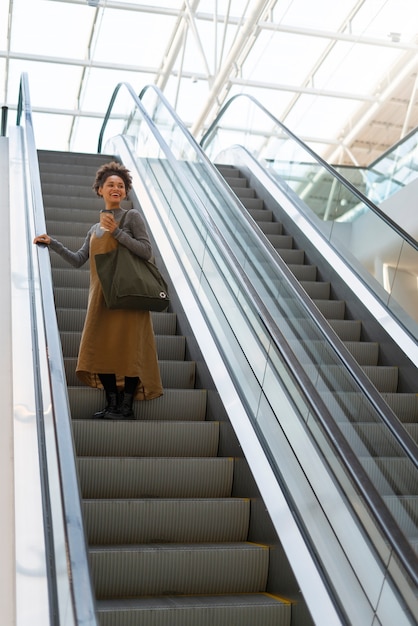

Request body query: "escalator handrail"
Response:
[199, 92, 418, 252]
[97, 83, 127, 153]
[100, 83, 418, 587]
[17, 72, 97, 626]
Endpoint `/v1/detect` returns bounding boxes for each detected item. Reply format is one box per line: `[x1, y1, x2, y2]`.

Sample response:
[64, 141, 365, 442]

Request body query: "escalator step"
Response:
[95, 594, 291, 626]
[319, 391, 416, 423]
[313, 299, 346, 319]
[288, 263, 317, 280]
[382, 393, 418, 423]
[83, 497, 250, 544]
[72, 420, 219, 457]
[300, 280, 331, 299]
[258, 221, 283, 235]
[303, 364, 398, 393]
[68, 386, 207, 421]
[360, 457, 418, 495]
[77, 457, 234, 499]
[90, 542, 269, 598]
[269, 234, 293, 249]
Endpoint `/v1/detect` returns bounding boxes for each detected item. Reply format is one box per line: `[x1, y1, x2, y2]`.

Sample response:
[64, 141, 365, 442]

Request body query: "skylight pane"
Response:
[272, 0, 359, 30]
[109, 0, 183, 7]
[284, 93, 361, 141]
[314, 42, 402, 93]
[0, 0, 9, 49]
[8, 60, 83, 109]
[350, 0, 418, 41]
[31, 112, 74, 151]
[79, 67, 153, 112]
[70, 115, 104, 154]
[11, 0, 94, 58]
[91, 10, 175, 65]
[197, 0, 251, 15]
[241, 31, 331, 84]
[0, 60, 5, 102]
[163, 76, 210, 126]
[228, 84, 295, 122]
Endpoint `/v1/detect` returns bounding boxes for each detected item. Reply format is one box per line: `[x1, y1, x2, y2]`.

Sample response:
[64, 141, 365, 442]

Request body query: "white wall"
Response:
[0, 137, 16, 625]
[380, 177, 418, 238]
[345, 178, 418, 323]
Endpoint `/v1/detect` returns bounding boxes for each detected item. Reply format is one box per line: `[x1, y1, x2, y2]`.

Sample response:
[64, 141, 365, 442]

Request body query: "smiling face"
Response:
[99, 174, 127, 209]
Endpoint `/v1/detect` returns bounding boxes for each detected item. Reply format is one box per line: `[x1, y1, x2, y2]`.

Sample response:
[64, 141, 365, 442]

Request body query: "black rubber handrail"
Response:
[97, 84, 127, 153]
[199, 93, 418, 252]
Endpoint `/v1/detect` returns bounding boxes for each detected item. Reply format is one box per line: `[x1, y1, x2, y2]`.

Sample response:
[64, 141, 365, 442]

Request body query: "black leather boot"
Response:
[119, 392, 135, 419]
[92, 392, 120, 419]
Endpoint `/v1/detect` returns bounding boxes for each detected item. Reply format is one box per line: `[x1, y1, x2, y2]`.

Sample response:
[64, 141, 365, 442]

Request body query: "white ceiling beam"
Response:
[259, 21, 418, 52]
[0, 50, 158, 74]
[230, 77, 377, 103]
[4, 0, 14, 102]
[47, 0, 187, 17]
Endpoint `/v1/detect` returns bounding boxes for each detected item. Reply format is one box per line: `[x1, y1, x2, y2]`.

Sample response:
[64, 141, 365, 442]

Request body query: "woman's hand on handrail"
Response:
[34, 234, 51, 245]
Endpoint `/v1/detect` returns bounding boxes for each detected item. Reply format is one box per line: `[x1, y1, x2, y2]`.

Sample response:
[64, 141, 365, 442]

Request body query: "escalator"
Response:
[13, 73, 418, 625]
[195, 93, 418, 502]
[131, 84, 418, 613]
[37, 149, 300, 625]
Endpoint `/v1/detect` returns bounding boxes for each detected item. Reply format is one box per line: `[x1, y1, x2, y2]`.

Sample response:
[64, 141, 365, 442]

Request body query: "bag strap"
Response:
[117, 210, 128, 229]
[116, 210, 156, 263]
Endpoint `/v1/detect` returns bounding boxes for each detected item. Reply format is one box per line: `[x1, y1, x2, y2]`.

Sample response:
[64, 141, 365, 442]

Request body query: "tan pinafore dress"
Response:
[76, 227, 163, 400]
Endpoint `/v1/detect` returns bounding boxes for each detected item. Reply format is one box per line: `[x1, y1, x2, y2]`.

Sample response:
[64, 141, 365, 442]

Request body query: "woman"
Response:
[34, 161, 163, 419]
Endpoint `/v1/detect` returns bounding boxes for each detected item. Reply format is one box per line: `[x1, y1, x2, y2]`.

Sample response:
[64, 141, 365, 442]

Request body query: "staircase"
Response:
[216, 163, 418, 554]
[37, 151, 299, 626]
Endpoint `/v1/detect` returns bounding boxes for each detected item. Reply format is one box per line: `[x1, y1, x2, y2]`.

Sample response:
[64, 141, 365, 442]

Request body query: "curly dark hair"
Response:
[92, 161, 133, 197]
